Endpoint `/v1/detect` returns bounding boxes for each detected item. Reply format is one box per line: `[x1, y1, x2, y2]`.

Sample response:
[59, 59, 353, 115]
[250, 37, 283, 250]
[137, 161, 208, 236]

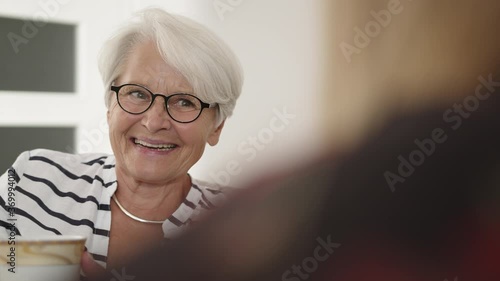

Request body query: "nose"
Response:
[141, 96, 173, 132]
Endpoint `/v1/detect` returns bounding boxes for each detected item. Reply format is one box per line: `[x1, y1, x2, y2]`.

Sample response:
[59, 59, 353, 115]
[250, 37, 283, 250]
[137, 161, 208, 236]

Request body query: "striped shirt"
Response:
[0, 149, 226, 267]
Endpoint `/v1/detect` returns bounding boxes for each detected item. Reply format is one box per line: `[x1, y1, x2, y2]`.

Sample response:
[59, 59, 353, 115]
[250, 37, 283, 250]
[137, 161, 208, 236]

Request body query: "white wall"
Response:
[0, 0, 325, 187]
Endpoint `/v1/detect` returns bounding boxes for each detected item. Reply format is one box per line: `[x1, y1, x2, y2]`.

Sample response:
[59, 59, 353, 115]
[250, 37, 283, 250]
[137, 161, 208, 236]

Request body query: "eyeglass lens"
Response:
[116, 84, 204, 122]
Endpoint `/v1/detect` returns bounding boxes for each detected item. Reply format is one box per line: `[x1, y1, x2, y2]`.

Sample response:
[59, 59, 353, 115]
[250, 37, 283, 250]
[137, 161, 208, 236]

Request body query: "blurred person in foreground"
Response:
[87, 0, 500, 280]
[0, 7, 243, 275]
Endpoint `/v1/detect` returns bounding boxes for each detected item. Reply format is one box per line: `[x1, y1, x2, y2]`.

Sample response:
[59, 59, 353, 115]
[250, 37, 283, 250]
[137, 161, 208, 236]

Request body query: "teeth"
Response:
[134, 139, 177, 150]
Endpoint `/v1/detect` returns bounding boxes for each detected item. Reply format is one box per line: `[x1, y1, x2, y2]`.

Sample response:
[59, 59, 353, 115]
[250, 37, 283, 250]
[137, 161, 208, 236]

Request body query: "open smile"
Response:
[132, 138, 178, 151]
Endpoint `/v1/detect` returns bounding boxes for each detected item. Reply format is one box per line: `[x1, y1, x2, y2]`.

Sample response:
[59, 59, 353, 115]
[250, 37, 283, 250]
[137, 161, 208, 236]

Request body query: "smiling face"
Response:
[108, 41, 224, 185]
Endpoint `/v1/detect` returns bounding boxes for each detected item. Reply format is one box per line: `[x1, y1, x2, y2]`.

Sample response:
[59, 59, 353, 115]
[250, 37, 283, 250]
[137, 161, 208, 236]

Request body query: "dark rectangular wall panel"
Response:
[0, 17, 76, 93]
[0, 127, 75, 173]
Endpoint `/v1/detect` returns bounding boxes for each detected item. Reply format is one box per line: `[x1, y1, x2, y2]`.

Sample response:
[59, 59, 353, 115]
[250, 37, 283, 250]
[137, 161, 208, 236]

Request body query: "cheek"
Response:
[175, 124, 213, 146]
[108, 109, 122, 135]
[108, 107, 137, 140]
[185, 112, 217, 144]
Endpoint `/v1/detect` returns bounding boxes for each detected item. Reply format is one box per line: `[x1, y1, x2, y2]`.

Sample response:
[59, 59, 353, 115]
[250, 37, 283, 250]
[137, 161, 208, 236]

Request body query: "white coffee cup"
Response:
[0, 235, 86, 281]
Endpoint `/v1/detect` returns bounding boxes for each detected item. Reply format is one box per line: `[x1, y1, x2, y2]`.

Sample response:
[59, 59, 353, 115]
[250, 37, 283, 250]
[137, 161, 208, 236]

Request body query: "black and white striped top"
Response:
[0, 149, 226, 267]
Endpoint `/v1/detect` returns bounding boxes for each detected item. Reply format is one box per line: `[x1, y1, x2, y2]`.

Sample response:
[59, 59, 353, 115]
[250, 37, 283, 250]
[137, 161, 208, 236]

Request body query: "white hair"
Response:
[98, 8, 244, 125]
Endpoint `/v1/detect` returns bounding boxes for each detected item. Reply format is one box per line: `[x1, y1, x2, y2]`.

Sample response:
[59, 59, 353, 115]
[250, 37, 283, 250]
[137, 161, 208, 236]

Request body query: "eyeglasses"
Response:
[110, 83, 217, 123]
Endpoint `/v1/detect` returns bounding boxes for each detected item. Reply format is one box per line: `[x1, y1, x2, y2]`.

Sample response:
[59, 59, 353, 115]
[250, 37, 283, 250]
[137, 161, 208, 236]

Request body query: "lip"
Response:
[133, 137, 178, 146]
[130, 137, 179, 155]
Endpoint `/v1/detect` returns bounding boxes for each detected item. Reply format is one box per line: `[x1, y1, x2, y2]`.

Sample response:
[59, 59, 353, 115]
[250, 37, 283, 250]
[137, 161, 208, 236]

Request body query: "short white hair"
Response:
[98, 8, 244, 124]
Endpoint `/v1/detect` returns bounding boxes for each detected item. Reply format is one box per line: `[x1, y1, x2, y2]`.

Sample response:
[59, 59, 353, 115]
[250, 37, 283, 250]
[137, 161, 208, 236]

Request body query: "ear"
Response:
[207, 120, 225, 146]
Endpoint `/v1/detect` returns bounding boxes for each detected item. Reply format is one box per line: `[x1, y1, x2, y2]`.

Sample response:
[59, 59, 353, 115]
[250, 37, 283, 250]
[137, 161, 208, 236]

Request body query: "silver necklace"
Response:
[112, 194, 164, 224]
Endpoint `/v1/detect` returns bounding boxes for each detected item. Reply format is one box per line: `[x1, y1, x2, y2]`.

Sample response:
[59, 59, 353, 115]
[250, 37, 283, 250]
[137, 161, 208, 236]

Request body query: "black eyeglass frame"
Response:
[110, 83, 217, 123]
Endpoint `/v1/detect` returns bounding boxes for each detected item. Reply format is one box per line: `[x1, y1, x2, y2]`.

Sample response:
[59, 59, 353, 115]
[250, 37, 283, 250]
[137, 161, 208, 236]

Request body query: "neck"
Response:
[114, 169, 192, 221]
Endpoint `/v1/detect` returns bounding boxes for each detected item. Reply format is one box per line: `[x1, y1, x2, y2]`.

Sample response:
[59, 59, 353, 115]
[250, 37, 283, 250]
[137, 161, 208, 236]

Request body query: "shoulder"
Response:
[26, 149, 112, 166]
[190, 177, 234, 207]
[3, 148, 115, 186]
[21, 149, 114, 169]
[1, 149, 116, 208]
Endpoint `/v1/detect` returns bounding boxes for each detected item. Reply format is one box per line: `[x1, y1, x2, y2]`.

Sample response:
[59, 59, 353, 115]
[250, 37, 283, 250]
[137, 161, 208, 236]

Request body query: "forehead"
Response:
[117, 41, 192, 93]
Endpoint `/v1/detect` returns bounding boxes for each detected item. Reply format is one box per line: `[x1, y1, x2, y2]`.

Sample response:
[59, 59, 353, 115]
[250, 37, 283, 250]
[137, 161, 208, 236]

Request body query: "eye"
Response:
[128, 90, 149, 100]
[169, 95, 199, 110]
[177, 98, 195, 108]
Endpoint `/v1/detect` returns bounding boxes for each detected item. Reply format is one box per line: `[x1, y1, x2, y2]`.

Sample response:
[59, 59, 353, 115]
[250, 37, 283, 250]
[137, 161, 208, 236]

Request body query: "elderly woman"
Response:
[0, 8, 243, 271]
